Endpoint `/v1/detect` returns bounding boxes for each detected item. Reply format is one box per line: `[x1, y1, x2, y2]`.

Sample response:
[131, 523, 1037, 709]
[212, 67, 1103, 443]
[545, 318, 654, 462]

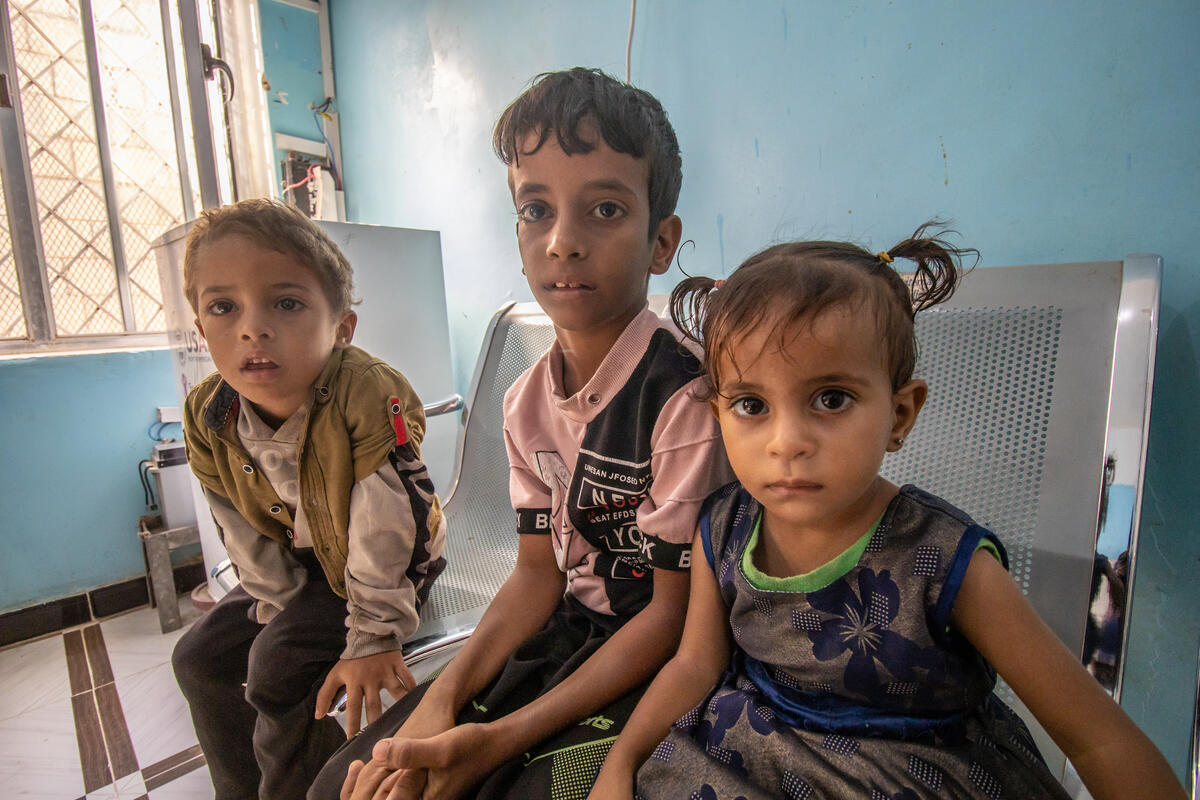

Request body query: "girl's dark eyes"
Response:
[277, 297, 304, 311]
[207, 300, 235, 315]
[732, 397, 767, 417]
[815, 390, 852, 411]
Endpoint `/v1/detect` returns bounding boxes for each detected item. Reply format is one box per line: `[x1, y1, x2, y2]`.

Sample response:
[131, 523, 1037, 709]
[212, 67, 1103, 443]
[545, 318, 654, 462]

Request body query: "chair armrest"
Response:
[423, 394, 464, 417]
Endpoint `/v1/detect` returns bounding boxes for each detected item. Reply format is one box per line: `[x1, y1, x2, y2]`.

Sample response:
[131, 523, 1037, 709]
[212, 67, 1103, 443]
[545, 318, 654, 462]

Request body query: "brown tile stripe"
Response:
[143, 748, 207, 792]
[95, 682, 139, 779]
[141, 743, 204, 780]
[64, 624, 143, 790]
[83, 624, 115, 687]
[63, 629, 91, 696]
[70, 691, 112, 792]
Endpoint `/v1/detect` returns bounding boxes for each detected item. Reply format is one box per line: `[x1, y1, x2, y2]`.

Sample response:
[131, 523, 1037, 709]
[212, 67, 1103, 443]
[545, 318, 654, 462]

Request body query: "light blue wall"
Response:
[0, 350, 180, 612]
[327, 0, 1200, 779]
[259, 0, 325, 192]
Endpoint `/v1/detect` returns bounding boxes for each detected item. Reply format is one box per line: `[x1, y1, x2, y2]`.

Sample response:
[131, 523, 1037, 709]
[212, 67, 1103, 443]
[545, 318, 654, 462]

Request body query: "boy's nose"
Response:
[239, 310, 272, 340]
[546, 216, 586, 260]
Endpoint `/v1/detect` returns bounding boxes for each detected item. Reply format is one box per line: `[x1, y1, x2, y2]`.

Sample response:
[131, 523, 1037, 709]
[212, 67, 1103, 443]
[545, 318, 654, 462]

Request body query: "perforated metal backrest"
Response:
[881, 261, 1122, 659]
[411, 304, 556, 637]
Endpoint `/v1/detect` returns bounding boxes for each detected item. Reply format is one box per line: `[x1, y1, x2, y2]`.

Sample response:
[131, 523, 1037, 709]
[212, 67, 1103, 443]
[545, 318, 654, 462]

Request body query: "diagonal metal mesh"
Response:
[93, 0, 185, 331]
[0, 184, 29, 339]
[8, 0, 185, 336]
[12, 0, 121, 335]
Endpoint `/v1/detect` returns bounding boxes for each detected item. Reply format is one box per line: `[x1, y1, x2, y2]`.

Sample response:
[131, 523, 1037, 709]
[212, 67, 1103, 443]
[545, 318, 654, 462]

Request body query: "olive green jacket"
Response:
[183, 345, 442, 600]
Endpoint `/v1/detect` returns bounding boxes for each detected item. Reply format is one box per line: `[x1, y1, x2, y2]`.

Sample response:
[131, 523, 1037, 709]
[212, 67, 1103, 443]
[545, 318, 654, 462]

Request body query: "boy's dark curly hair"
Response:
[493, 67, 682, 236]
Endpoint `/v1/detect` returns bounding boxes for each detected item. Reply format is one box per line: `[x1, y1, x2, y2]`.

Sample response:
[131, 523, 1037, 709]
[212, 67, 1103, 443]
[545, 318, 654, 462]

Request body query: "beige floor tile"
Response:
[0, 694, 86, 798]
[0, 635, 72, 722]
[146, 763, 213, 799]
[115, 662, 199, 769]
[100, 600, 203, 683]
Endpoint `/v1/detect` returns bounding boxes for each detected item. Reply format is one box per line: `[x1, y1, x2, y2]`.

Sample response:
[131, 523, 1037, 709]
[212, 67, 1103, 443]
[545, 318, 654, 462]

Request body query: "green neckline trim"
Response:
[741, 512, 883, 592]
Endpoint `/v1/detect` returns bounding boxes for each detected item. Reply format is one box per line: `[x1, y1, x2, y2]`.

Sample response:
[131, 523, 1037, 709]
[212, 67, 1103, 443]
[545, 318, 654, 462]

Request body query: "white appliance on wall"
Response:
[152, 220, 458, 600]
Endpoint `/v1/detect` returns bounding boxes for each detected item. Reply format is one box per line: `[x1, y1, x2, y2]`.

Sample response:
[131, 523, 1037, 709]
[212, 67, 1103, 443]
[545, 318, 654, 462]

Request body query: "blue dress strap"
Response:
[698, 482, 757, 605]
[929, 524, 1008, 642]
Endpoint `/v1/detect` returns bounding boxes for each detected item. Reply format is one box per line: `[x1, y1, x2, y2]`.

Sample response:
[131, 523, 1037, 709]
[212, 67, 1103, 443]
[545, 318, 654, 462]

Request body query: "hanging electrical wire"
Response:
[138, 458, 158, 510]
[283, 162, 320, 192]
[311, 98, 343, 190]
[625, 0, 638, 83]
[147, 420, 182, 442]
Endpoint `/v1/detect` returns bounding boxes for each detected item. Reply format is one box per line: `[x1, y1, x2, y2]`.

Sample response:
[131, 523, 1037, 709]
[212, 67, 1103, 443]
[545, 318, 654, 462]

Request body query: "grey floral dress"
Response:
[636, 482, 1071, 800]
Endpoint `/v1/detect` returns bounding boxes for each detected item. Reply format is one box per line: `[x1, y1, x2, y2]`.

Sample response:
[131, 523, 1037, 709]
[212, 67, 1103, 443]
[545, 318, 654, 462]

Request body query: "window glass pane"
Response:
[94, 0, 186, 332]
[11, 0, 122, 336]
[0, 183, 29, 340]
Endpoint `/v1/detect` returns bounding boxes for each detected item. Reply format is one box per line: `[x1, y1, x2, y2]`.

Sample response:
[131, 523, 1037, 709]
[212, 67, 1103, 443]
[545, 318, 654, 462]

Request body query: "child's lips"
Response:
[767, 479, 822, 493]
[241, 356, 278, 371]
[547, 280, 594, 291]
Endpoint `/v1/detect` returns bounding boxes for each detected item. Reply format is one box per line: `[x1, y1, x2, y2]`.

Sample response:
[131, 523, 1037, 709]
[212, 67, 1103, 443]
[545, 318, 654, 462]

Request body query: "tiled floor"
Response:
[0, 595, 458, 800]
[0, 598, 211, 799]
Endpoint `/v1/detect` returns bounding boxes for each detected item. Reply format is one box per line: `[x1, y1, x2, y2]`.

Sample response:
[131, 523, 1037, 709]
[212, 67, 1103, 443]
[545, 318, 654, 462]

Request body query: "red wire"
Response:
[282, 162, 319, 191]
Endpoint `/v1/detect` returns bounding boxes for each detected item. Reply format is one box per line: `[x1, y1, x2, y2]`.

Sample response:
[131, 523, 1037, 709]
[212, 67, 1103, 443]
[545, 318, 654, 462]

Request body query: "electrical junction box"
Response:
[149, 441, 197, 530]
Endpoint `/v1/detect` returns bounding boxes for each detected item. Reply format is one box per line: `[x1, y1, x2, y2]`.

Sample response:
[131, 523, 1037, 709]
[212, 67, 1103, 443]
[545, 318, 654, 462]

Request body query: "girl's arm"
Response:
[952, 550, 1185, 800]
[589, 528, 733, 799]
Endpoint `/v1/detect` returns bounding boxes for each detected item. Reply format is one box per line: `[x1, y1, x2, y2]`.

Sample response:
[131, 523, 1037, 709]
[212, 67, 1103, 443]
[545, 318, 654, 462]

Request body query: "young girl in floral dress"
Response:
[588, 224, 1184, 800]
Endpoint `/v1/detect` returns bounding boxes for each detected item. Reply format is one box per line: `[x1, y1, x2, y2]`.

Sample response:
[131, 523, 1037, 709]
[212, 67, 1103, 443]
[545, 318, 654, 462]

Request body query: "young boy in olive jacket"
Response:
[173, 199, 446, 800]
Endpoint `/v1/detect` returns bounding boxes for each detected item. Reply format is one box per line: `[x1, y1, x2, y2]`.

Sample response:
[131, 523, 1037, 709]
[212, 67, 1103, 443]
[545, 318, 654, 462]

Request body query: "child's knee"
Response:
[171, 624, 221, 690]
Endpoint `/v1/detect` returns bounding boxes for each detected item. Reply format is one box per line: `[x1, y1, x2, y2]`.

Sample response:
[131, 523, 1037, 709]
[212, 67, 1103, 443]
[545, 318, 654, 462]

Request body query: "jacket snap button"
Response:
[318, 386, 330, 398]
[285, 529, 294, 539]
[242, 464, 254, 474]
[269, 504, 282, 514]
[587, 392, 601, 404]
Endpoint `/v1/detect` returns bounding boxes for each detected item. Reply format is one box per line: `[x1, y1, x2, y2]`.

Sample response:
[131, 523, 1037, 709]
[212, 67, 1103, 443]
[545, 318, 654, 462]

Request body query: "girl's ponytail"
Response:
[885, 220, 979, 313]
[669, 275, 720, 348]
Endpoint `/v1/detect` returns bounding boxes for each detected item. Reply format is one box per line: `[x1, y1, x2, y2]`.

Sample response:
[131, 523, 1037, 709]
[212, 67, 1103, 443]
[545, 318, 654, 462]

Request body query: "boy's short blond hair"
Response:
[183, 199, 356, 315]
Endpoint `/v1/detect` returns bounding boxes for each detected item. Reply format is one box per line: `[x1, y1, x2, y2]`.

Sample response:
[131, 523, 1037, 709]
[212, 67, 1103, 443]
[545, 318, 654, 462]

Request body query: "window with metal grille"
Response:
[0, 0, 201, 352]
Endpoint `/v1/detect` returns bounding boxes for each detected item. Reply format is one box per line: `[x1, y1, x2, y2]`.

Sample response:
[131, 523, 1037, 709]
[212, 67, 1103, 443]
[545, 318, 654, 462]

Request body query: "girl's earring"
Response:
[521, 267, 526, 275]
[893, 436, 905, 449]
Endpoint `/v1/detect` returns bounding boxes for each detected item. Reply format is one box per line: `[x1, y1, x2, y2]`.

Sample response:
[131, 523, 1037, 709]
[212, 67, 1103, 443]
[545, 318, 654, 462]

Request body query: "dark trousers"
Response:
[172, 560, 348, 800]
[308, 598, 647, 800]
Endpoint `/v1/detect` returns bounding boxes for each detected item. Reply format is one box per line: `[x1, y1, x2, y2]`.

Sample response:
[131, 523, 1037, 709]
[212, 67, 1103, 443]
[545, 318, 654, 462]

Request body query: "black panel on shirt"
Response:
[568, 328, 701, 617]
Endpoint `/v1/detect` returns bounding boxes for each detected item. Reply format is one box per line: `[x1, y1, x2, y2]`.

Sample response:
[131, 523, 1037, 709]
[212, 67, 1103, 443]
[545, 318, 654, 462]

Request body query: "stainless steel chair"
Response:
[879, 255, 1160, 781]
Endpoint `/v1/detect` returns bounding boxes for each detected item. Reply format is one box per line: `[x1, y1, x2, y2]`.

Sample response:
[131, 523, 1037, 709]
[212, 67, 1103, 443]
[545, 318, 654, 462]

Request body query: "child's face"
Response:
[192, 234, 356, 426]
[712, 306, 925, 541]
[508, 128, 679, 342]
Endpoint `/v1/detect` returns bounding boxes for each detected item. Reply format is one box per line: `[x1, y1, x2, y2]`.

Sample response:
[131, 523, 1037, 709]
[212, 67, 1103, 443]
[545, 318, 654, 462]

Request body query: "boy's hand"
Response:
[340, 758, 411, 800]
[340, 696, 457, 799]
[316, 650, 415, 737]
[367, 723, 499, 800]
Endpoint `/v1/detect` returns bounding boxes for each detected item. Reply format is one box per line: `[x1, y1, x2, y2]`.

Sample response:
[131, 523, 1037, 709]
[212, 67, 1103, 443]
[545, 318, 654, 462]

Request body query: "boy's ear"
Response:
[335, 311, 357, 349]
[649, 214, 683, 276]
[888, 379, 927, 452]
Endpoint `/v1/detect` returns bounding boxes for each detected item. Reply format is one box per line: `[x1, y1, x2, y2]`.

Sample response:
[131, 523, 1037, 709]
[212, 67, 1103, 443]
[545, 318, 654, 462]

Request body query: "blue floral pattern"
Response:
[636, 484, 1071, 800]
[806, 568, 933, 701]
